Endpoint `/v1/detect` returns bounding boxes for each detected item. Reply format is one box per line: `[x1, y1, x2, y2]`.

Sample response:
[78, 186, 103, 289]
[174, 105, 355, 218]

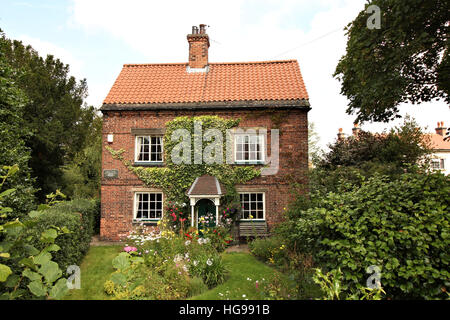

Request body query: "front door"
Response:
[197, 199, 216, 232]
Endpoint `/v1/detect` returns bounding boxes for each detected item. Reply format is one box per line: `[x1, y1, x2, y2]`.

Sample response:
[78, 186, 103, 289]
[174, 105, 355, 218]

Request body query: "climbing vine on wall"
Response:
[107, 116, 261, 224]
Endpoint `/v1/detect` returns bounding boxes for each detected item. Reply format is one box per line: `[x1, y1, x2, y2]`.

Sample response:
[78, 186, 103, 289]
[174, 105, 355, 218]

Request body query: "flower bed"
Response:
[104, 222, 228, 299]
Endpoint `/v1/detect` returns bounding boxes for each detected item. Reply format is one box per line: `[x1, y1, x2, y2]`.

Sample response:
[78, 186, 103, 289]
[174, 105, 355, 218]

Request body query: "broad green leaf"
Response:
[27, 280, 47, 297]
[110, 273, 127, 286]
[0, 253, 10, 258]
[49, 278, 69, 300]
[0, 263, 12, 282]
[4, 274, 20, 288]
[39, 261, 62, 284]
[34, 252, 52, 266]
[43, 244, 61, 253]
[112, 252, 130, 270]
[23, 269, 42, 282]
[28, 210, 44, 219]
[40, 228, 58, 243]
[20, 257, 37, 270]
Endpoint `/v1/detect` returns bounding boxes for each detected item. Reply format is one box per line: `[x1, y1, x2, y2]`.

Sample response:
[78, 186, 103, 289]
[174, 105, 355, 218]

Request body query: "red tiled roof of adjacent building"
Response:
[103, 60, 309, 106]
[427, 133, 450, 150]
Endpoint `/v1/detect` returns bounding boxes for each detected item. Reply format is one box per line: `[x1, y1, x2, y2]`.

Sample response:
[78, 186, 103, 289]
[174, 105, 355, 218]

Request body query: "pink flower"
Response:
[124, 246, 138, 253]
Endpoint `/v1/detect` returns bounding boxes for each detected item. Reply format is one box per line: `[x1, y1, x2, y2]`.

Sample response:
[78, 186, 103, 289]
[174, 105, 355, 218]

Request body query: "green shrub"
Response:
[283, 172, 450, 299]
[248, 236, 287, 265]
[188, 276, 209, 297]
[26, 199, 96, 272]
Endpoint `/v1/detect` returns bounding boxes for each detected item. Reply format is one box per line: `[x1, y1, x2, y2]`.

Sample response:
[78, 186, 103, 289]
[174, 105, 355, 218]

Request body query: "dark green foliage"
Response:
[313, 117, 431, 193]
[334, 0, 449, 122]
[284, 172, 450, 299]
[1, 31, 97, 201]
[26, 199, 97, 272]
[62, 114, 102, 200]
[0, 38, 36, 220]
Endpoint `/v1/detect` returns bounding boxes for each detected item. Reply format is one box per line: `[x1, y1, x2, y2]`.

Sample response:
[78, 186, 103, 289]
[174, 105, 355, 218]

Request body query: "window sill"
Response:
[132, 219, 160, 226]
[234, 161, 265, 165]
[132, 162, 164, 167]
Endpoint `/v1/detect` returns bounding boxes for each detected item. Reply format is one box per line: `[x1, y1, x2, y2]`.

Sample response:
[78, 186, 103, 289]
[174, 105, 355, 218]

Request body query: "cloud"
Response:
[68, 0, 449, 148]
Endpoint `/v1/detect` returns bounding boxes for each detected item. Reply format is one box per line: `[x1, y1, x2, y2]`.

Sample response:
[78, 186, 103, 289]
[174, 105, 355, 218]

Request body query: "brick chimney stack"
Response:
[337, 128, 345, 141]
[352, 123, 361, 136]
[187, 24, 210, 69]
[435, 121, 446, 136]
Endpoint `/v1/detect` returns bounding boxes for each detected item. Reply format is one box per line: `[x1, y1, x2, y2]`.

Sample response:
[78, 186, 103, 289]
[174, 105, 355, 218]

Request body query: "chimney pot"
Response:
[187, 24, 210, 69]
[352, 123, 361, 136]
[337, 128, 345, 141]
[435, 121, 447, 136]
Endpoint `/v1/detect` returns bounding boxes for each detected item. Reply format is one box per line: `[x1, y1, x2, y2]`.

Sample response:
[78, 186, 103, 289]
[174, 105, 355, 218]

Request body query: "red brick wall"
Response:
[100, 108, 308, 240]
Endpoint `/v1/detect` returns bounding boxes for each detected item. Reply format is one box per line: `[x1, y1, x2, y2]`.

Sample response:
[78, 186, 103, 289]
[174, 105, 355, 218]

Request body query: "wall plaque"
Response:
[103, 169, 118, 179]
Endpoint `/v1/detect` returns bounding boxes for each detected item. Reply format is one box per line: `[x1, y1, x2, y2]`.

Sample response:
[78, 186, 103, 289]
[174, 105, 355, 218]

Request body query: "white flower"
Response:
[206, 259, 213, 266]
[185, 240, 191, 246]
[242, 294, 246, 298]
[193, 260, 199, 266]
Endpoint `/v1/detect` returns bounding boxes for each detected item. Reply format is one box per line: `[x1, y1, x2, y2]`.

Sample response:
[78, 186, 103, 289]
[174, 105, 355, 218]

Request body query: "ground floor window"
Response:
[239, 192, 265, 220]
[134, 192, 163, 220]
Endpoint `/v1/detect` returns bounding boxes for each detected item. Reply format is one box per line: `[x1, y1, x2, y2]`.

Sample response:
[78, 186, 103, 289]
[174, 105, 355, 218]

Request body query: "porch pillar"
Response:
[216, 205, 219, 226]
[191, 201, 195, 227]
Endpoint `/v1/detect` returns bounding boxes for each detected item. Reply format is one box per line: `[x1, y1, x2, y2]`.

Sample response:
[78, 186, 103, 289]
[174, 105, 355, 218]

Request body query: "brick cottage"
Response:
[100, 25, 310, 240]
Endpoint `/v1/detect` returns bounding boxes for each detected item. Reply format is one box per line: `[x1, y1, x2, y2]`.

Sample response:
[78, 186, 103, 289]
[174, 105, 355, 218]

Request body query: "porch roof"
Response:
[186, 175, 226, 196]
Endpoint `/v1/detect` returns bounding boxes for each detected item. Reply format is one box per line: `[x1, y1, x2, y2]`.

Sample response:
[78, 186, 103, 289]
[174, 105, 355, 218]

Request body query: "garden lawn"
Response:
[63, 247, 297, 300]
[63, 245, 122, 300]
[191, 252, 290, 300]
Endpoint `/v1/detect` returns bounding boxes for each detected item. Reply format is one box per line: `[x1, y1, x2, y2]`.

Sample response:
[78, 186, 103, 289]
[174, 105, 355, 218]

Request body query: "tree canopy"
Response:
[334, 0, 449, 122]
[1, 30, 98, 201]
[0, 45, 36, 219]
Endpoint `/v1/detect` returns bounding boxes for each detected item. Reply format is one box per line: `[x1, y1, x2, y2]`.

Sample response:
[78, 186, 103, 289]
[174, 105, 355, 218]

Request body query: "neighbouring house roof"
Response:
[101, 60, 309, 110]
[186, 175, 226, 196]
[427, 133, 450, 151]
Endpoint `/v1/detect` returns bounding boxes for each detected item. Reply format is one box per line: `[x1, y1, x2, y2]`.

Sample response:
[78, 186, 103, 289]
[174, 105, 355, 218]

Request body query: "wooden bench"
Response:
[238, 221, 269, 237]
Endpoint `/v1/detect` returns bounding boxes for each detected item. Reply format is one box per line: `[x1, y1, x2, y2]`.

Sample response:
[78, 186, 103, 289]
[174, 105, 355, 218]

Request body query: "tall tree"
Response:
[61, 112, 102, 199]
[1, 31, 94, 200]
[334, 0, 449, 122]
[0, 37, 36, 219]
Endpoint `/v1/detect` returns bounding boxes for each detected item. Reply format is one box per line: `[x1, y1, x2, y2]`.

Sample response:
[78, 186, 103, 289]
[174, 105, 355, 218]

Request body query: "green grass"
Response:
[190, 252, 289, 300]
[63, 245, 122, 300]
[63, 246, 319, 300]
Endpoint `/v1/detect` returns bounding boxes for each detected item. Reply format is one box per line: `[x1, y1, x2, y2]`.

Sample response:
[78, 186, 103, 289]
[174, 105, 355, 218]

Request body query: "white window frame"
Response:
[133, 192, 164, 221]
[234, 134, 265, 164]
[134, 135, 164, 163]
[239, 192, 265, 221]
[431, 158, 445, 170]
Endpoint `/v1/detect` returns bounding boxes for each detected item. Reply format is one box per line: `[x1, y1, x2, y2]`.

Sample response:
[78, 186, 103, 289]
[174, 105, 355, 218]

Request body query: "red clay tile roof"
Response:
[427, 133, 450, 150]
[103, 60, 309, 106]
[186, 175, 226, 196]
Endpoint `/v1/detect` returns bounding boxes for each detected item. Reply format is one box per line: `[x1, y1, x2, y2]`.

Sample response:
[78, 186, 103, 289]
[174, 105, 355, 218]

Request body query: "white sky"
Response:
[2, 0, 449, 149]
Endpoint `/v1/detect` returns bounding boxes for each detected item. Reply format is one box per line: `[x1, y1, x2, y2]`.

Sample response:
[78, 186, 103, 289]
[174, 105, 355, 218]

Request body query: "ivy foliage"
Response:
[108, 116, 260, 209]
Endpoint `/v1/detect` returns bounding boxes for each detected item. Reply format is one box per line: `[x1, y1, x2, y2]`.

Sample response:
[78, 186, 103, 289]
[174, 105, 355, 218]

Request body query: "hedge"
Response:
[279, 172, 449, 299]
[27, 199, 98, 272]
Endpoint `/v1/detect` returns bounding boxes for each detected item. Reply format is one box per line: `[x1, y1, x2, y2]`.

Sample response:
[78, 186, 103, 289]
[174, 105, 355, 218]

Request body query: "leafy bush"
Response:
[249, 236, 287, 265]
[283, 172, 449, 299]
[0, 165, 69, 300]
[26, 199, 97, 272]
